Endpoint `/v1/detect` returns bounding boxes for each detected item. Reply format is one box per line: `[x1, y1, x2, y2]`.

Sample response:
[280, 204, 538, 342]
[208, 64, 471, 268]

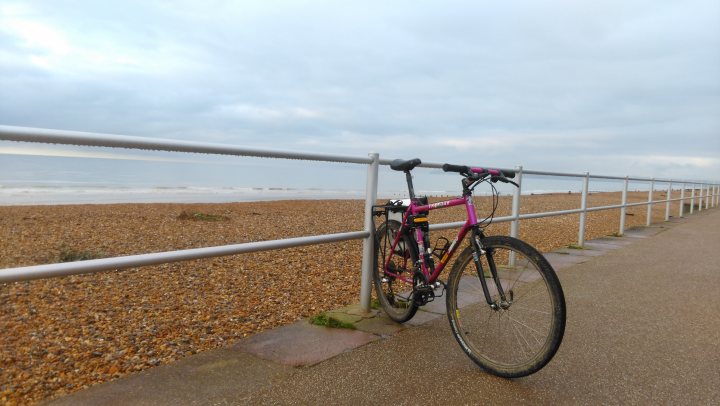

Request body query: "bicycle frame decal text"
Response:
[428, 201, 452, 209]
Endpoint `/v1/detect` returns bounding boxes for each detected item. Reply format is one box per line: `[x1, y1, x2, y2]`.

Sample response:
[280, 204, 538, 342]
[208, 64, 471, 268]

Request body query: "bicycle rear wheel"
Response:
[446, 235, 565, 378]
[373, 220, 419, 322]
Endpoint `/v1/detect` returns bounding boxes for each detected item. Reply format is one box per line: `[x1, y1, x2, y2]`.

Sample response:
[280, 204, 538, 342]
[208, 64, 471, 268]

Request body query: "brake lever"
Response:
[491, 176, 520, 188]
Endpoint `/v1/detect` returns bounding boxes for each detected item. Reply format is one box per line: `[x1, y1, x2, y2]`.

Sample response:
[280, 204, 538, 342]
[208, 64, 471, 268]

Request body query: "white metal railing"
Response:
[1, 125, 719, 313]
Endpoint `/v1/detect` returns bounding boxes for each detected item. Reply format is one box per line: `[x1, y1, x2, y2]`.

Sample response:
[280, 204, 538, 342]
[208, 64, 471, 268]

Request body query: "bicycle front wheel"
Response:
[373, 220, 419, 322]
[446, 235, 566, 378]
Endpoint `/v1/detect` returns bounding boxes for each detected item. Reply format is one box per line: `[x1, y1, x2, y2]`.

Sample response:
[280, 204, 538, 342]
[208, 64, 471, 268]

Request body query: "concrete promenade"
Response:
[49, 209, 720, 405]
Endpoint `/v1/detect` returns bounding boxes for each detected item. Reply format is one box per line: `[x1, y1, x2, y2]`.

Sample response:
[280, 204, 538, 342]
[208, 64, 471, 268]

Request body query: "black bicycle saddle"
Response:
[390, 158, 422, 172]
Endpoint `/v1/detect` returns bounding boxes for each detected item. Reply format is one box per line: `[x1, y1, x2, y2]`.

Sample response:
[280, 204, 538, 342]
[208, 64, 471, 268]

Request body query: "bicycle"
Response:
[372, 158, 566, 378]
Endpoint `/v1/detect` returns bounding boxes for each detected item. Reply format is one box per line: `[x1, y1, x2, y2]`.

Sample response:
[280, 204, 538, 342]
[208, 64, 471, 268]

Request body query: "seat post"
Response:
[405, 170, 416, 200]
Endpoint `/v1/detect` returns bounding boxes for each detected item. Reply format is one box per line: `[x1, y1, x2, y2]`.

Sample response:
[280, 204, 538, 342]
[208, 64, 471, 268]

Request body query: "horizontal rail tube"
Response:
[586, 204, 625, 212]
[519, 208, 584, 220]
[428, 194, 706, 231]
[3, 126, 713, 186]
[0, 125, 372, 164]
[429, 214, 512, 231]
[399, 159, 707, 184]
[0, 230, 369, 284]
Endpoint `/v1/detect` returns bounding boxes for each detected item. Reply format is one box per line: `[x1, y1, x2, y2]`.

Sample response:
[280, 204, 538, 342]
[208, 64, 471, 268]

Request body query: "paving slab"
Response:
[417, 295, 447, 315]
[543, 252, 591, 270]
[322, 310, 365, 325]
[582, 241, 626, 252]
[589, 237, 637, 246]
[48, 349, 295, 406]
[232, 320, 379, 366]
[341, 303, 379, 317]
[555, 247, 606, 257]
[354, 314, 406, 337]
[622, 226, 667, 238]
[404, 309, 444, 326]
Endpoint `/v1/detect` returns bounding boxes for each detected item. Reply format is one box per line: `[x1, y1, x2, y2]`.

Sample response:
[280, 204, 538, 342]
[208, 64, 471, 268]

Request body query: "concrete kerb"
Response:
[47, 213, 697, 405]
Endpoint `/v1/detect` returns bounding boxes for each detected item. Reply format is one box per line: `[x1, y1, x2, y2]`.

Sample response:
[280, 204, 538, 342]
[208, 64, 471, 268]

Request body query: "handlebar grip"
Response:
[442, 163, 470, 173]
[501, 169, 516, 179]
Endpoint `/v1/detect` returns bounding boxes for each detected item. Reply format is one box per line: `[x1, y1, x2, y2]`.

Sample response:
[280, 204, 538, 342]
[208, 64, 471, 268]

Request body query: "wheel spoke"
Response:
[509, 305, 551, 315]
[506, 312, 545, 344]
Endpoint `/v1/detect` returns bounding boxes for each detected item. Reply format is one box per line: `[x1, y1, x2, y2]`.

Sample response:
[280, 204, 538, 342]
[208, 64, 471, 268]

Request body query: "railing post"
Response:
[715, 184, 719, 207]
[510, 165, 523, 239]
[690, 184, 695, 214]
[509, 166, 523, 266]
[679, 183, 685, 218]
[646, 178, 655, 226]
[698, 184, 704, 212]
[360, 152, 379, 312]
[578, 172, 589, 247]
[619, 176, 629, 235]
[705, 184, 710, 210]
[665, 182, 672, 221]
[711, 185, 714, 207]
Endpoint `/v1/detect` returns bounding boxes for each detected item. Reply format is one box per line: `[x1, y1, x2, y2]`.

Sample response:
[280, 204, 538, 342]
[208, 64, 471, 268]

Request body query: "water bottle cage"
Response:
[431, 237, 451, 260]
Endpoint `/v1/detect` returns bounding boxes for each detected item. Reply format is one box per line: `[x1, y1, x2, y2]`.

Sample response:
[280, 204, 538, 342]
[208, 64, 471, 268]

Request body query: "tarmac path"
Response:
[50, 208, 720, 405]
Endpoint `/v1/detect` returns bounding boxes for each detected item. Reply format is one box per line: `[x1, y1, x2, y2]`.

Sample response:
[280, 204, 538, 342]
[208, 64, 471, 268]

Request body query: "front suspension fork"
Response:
[470, 229, 509, 307]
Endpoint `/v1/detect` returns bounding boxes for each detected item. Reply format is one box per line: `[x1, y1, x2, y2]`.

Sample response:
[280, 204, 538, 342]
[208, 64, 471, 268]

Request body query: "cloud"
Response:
[213, 104, 325, 121]
[0, 3, 202, 76]
[624, 154, 719, 170]
[0, 0, 718, 189]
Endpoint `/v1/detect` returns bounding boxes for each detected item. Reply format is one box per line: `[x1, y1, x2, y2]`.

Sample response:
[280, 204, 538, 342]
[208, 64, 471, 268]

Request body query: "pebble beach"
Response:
[1, 191, 686, 404]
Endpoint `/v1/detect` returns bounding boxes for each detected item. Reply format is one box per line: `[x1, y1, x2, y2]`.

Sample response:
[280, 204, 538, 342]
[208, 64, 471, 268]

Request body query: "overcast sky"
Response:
[1, 0, 719, 192]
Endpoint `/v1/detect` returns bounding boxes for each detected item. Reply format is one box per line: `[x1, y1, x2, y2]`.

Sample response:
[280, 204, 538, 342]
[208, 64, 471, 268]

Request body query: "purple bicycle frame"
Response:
[383, 194, 480, 284]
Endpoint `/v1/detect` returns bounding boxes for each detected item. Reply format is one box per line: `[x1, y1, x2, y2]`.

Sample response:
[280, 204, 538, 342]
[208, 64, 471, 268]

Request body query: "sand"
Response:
[0, 191, 687, 404]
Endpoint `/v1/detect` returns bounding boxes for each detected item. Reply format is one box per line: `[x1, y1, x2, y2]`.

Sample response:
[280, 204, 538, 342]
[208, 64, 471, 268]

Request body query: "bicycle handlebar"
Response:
[442, 163, 515, 179]
[441, 163, 470, 174]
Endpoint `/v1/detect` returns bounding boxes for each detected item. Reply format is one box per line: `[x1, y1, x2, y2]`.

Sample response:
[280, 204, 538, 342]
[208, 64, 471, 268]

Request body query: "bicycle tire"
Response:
[373, 220, 419, 322]
[446, 235, 566, 378]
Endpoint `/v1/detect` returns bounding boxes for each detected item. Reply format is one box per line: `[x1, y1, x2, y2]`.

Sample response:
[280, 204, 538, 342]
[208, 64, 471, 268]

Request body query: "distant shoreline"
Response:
[0, 185, 654, 206]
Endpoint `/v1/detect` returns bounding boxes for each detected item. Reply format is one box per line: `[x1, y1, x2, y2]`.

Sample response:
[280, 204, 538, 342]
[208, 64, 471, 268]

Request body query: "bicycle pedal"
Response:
[412, 284, 436, 306]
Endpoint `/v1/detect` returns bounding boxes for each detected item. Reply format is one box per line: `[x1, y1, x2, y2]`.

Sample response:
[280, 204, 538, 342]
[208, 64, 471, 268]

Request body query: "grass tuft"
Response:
[309, 313, 356, 330]
[58, 246, 105, 262]
[177, 211, 229, 222]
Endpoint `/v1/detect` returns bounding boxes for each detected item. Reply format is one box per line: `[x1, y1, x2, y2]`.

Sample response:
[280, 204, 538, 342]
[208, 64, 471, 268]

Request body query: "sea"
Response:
[0, 150, 635, 205]
[0, 183, 371, 205]
[0, 182, 610, 206]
